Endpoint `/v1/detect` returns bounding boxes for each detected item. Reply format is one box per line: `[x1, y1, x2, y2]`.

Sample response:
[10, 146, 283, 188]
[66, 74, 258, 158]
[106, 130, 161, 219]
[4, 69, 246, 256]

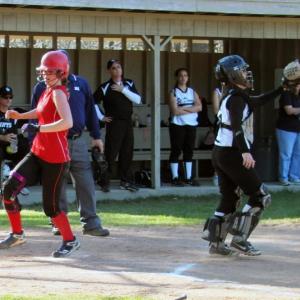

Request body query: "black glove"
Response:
[91, 146, 108, 184]
[21, 123, 40, 135]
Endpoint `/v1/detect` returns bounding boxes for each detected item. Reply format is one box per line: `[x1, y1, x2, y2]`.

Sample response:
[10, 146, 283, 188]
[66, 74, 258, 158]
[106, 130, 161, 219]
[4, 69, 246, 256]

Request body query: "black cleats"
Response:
[171, 177, 184, 187]
[52, 237, 80, 258]
[230, 239, 261, 256]
[185, 178, 200, 186]
[120, 181, 139, 192]
[83, 227, 110, 237]
[209, 243, 236, 256]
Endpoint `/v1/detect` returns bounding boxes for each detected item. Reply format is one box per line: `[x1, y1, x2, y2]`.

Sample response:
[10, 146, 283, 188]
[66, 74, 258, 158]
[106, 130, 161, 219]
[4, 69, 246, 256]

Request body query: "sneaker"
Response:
[52, 237, 80, 258]
[0, 232, 26, 249]
[209, 243, 236, 256]
[171, 177, 184, 187]
[185, 178, 200, 186]
[83, 226, 110, 237]
[290, 178, 300, 185]
[20, 187, 30, 196]
[230, 239, 261, 256]
[212, 175, 219, 186]
[101, 185, 110, 193]
[52, 226, 61, 236]
[120, 181, 139, 192]
[279, 179, 290, 186]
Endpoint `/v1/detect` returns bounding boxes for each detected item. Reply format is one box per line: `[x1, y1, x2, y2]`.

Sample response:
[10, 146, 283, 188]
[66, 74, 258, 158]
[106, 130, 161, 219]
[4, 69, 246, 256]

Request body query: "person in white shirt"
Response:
[168, 68, 202, 186]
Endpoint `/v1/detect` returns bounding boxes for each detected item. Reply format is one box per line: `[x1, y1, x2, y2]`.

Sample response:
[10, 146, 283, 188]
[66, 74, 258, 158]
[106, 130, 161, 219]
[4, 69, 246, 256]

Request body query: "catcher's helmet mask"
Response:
[215, 55, 254, 90]
[282, 59, 300, 87]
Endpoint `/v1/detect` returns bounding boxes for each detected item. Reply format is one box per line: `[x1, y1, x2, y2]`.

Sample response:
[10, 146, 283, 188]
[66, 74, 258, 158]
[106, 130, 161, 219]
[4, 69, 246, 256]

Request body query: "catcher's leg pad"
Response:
[203, 215, 230, 243]
[227, 207, 263, 238]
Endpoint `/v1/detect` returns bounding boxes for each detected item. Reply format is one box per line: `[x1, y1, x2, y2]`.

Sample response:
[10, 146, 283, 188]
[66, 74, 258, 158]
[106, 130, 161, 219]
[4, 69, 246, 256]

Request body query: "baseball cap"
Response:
[107, 59, 121, 70]
[0, 85, 13, 98]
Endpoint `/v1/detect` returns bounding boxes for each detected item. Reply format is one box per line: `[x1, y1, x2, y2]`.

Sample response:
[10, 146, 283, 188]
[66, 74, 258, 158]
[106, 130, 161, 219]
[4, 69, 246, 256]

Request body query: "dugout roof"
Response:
[1, 0, 300, 16]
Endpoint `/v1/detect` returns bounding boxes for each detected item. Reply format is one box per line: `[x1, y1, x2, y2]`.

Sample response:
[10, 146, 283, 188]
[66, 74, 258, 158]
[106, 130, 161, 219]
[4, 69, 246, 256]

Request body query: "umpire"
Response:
[93, 59, 141, 192]
[31, 51, 109, 237]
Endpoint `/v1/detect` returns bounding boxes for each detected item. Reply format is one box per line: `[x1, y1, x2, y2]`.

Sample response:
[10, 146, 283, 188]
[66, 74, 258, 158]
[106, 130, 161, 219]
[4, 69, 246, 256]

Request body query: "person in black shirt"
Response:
[94, 60, 141, 192]
[0, 85, 29, 183]
[276, 84, 300, 185]
[202, 55, 284, 257]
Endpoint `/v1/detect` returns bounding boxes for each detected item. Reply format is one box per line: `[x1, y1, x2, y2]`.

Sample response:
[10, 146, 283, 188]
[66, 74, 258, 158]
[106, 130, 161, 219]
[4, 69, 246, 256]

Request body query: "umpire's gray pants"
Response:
[59, 135, 101, 230]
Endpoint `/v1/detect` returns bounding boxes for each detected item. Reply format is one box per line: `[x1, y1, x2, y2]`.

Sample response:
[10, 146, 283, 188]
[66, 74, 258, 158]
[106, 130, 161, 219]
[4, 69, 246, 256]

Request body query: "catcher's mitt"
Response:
[91, 146, 108, 185]
[283, 59, 300, 86]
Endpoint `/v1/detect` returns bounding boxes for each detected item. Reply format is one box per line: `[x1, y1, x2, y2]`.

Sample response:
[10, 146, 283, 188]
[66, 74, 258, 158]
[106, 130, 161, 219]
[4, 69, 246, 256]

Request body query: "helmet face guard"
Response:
[282, 59, 300, 87]
[36, 50, 69, 83]
[215, 55, 254, 90]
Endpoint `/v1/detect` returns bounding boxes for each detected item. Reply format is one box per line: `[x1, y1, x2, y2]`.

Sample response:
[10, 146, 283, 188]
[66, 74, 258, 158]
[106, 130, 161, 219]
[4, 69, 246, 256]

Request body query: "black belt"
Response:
[68, 132, 82, 140]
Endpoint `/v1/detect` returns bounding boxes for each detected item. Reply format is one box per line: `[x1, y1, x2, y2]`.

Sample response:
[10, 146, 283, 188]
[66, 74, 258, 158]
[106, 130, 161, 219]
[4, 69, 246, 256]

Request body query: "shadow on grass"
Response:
[1, 191, 299, 228]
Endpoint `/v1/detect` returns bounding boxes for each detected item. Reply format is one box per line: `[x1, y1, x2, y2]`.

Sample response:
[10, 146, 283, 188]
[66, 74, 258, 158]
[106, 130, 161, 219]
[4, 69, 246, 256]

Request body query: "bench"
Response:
[83, 126, 213, 178]
[132, 127, 212, 178]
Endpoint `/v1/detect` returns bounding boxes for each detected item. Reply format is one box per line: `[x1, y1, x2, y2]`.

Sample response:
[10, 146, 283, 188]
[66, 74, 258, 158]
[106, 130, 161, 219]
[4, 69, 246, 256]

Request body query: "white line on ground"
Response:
[170, 263, 196, 275]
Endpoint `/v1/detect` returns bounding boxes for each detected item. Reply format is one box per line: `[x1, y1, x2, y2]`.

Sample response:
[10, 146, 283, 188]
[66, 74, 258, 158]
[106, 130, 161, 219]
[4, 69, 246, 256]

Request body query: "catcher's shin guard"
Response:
[202, 214, 231, 244]
[228, 185, 271, 239]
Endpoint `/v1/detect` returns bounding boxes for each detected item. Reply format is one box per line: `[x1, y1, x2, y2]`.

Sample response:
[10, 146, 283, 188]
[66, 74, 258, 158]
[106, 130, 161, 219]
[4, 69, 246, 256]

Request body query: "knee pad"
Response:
[3, 198, 21, 213]
[3, 171, 26, 202]
[203, 214, 231, 243]
[249, 184, 272, 209]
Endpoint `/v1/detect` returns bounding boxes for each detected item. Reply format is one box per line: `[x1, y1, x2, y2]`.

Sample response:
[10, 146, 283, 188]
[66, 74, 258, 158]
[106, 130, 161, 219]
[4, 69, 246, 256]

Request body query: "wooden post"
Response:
[152, 35, 161, 189]
[142, 35, 172, 189]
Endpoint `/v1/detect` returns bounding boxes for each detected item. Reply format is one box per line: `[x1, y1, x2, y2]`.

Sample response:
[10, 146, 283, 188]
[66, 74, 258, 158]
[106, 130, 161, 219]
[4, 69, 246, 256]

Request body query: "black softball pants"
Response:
[169, 123, 197, 163]
[212, 146, 262, 214]
[3, 152, 68, 217]
[104, 119, 134, 182]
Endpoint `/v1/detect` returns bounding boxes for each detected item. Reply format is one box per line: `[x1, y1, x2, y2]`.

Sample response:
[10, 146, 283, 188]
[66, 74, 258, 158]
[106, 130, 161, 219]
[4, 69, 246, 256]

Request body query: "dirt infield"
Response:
[0, 224, 299, 300]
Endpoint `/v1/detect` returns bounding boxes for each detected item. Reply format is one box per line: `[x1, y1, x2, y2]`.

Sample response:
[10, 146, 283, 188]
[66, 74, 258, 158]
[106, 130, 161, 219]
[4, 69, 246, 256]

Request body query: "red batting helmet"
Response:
[36, 50, 68, 79]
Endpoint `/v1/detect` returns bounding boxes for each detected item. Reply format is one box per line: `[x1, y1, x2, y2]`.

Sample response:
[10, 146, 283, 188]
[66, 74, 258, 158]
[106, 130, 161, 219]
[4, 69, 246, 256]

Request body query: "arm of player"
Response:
[168, 92, 189, 116]
[121, 86, 141, 104]
[229, 96, 255, 169]
[183, 91, 202, 113]
[6, 109, 38, 120]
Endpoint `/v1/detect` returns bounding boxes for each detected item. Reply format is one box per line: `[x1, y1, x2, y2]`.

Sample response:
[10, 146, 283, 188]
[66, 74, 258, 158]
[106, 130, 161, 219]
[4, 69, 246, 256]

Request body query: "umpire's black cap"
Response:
[0, 85, 13, 98]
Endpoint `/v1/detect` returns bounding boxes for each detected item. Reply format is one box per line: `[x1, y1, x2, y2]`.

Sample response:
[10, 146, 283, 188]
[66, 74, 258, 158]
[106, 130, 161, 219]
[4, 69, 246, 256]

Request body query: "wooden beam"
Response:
[151, 35, 161, 189]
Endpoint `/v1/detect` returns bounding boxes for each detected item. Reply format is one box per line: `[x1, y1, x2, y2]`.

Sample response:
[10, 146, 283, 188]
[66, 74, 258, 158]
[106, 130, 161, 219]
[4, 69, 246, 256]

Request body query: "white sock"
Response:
[242, 204, 252, 213]
[214, 211, 225, 217]
[170, 163, 179, 179]
[185, 162, 193, 179]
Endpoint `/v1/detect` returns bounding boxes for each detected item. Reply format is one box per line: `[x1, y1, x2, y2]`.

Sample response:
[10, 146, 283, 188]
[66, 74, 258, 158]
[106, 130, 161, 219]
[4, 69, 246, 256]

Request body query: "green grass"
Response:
[1, 296, 149, 300]
[0, 191, 299, 229]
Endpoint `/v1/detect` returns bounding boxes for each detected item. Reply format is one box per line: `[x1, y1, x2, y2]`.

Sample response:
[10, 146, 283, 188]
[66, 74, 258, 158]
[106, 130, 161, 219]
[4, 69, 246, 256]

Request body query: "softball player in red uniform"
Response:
[0, 50, 79, 258]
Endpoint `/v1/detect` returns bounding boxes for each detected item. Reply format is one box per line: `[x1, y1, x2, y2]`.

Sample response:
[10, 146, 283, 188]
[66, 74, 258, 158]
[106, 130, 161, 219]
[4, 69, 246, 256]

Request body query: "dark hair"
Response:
[174, 68, 189, 88]
[290, 84, 300, 96]
[107, 59, 121, 70]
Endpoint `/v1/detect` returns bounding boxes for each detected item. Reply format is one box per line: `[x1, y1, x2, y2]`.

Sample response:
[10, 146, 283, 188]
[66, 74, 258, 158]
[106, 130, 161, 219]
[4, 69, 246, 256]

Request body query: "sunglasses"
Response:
[1, 95, 13, 100]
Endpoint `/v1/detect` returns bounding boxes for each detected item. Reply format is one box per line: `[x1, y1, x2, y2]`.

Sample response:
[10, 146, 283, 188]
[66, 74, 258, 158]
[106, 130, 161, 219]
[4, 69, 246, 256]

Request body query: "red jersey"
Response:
[31, 85, 70, 163]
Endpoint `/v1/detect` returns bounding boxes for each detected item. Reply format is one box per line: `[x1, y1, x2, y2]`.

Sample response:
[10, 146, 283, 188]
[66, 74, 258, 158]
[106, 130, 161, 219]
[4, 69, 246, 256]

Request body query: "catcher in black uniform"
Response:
[202, 55, 295, 256]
